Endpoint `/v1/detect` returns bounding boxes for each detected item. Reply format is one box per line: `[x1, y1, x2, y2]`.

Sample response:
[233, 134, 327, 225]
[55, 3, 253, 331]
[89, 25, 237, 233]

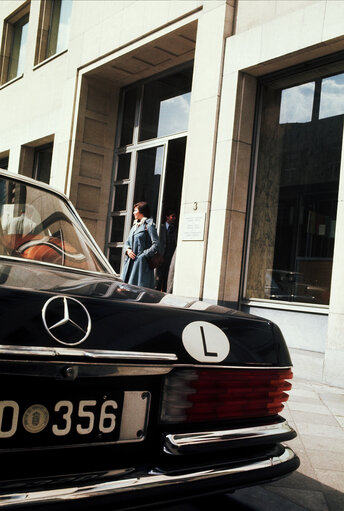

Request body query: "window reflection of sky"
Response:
[279, 82, 315, 124]
[17, 22, 28, 76]
[157, 92, 191, 137]
[319, 73, 344, 119]
[154, 147, 164, 176]
[56, 0, 72, 54]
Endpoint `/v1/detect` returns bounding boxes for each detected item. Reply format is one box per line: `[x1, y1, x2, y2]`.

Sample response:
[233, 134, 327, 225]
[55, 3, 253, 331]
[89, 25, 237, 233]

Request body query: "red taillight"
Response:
[160, 368, 293, 423]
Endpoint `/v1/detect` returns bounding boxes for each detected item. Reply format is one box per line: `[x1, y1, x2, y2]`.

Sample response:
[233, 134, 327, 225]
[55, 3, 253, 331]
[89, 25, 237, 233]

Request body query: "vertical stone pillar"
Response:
[324, 165, 344, 386]
[202, 69, 257, 307]
[173, 0, 235, 299]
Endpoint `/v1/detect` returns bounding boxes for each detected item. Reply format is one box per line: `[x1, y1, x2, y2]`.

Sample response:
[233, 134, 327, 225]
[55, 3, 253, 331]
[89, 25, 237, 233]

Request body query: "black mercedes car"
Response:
[0, 170, 299, 509]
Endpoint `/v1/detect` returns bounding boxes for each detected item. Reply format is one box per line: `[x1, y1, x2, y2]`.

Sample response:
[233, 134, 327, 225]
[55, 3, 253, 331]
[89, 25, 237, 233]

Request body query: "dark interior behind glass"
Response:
[246, 69, 344, 305]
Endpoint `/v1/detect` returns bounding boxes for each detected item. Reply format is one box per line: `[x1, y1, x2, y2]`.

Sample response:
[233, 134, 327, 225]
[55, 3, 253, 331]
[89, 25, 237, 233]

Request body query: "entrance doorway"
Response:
[106, 64, 192, 275]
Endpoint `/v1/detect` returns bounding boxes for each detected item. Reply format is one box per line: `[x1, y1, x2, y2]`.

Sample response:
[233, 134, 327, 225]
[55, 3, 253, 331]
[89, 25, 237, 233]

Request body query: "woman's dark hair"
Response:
[134, 201, 150, 218]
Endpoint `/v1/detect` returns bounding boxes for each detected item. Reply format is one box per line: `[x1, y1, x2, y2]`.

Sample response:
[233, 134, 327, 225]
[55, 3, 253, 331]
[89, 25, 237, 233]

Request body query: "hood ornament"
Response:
[42, 296, 91, 346]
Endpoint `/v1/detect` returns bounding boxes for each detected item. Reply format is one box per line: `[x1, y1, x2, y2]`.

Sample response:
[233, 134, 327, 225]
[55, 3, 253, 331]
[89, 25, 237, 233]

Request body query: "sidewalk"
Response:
[230, 377, 344, 511]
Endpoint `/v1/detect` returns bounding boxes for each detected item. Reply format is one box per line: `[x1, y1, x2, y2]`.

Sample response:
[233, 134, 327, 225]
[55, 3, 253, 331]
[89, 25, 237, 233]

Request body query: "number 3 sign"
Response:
[182, 321, 230, 363]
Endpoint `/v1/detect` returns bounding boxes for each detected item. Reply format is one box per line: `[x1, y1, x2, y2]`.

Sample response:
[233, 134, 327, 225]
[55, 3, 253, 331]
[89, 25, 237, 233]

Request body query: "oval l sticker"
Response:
[182, 321, 230, 363]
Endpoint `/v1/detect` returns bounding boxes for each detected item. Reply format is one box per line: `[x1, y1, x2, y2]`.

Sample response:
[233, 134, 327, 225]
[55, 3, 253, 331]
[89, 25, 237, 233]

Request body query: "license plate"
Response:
[0, 391, 150, 451]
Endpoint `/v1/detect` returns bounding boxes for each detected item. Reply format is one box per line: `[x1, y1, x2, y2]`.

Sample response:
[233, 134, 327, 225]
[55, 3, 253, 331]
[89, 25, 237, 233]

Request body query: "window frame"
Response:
[0, 1, 30, 85]
[19, 136, 54, 185]
[32, 142, 53, 183]
[34, 0, 72, 66]
[241, 53, 344, 311]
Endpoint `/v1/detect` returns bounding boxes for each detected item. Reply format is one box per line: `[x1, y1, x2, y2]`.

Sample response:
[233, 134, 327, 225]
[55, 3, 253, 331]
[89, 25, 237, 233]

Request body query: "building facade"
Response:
[1, 0, 344, 387]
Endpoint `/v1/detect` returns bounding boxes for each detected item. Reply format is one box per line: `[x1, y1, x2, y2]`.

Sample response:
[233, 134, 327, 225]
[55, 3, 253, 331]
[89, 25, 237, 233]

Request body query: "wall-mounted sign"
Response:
[182, 212, 206, 241]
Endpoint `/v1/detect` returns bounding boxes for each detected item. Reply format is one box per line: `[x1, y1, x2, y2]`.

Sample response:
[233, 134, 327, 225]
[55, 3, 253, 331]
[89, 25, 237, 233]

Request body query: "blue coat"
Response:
[121, 218, 159, 289]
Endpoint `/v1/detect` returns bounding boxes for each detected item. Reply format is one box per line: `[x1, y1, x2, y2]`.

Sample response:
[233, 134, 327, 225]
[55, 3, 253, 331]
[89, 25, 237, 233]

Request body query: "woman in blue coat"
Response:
[121, 202, 160, 289]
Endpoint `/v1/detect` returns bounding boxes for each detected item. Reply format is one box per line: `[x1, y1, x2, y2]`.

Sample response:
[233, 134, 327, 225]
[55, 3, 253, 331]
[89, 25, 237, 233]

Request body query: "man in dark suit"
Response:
[156, 209, 177, 292]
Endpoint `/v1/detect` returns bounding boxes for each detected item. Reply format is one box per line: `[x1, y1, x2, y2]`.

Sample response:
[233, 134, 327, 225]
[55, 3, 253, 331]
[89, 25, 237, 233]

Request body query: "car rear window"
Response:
[0, 176, 111, 274]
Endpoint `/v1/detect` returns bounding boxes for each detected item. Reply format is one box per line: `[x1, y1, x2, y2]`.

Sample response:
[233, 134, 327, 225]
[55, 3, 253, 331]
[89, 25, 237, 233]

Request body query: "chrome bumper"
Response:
[0, 446, 298, 508]
[164, 419, 295, 454]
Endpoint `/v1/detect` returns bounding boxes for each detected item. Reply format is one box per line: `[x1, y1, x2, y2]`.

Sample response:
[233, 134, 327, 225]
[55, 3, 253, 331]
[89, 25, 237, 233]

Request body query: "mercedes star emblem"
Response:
[42, 296, 91, 346]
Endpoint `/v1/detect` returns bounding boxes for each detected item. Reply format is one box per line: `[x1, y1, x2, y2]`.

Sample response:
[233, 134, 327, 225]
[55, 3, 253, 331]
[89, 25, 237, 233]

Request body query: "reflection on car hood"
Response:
[0, 259, 249, 316]
[0, 259, 291, 366]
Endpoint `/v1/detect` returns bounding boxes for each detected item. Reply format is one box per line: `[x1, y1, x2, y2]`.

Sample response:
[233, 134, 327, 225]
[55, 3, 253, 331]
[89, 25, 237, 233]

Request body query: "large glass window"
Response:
[139, 67, 192, 141]
[106, 64, 192, 274]
[246, 68, 344, 306]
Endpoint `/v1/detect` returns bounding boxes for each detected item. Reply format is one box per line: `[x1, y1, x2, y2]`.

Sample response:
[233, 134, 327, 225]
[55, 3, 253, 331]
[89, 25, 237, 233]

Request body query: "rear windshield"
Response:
[0, 177, 111, 273]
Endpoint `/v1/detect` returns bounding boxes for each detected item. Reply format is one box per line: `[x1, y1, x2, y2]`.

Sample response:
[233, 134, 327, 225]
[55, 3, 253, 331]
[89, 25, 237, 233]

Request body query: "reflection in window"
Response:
[157, 92, 191, 137]
[120, 88, 137, 146]
[0, 177, 109, 273]
[139, 67, 193, 141]
[279, 82, 315, 124]
[46, 0, 72, 58]
[246, 68, 344, 305]
[319, 73, 344, 119]
[7, 15, 29, 82]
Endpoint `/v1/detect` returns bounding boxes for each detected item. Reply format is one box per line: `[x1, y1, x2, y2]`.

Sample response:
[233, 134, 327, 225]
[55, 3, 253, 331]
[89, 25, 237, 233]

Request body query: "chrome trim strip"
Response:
[0, 361, 173, 380]
[0, 254, 116, 278]
[0, 345, 178, 361]
[0, 347, 289, 367]
[163, 421, 295, 454]
[0, 447, 296, 507]
[243, 298, 329, 315]
[169, 364, 293, 370]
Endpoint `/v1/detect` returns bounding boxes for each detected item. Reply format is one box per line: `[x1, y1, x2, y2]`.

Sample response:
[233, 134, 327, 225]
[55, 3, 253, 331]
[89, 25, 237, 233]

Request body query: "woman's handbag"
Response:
[145, 225, 164, 269]
[147, 251, 164, 270]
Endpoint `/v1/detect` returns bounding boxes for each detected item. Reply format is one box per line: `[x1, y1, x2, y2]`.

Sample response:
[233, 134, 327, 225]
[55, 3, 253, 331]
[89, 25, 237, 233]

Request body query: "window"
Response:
[107, 64, 193, 273]
[139, 67, 193, 141]
[0, 3, 30, 85]
[0, 154, 9, 170]
[245, 65, 344, 306]
[0, 176, 109, 273]
[33, 143, 53, 183]
[19, 140, 53, 184]
[35, 0, 72, 65]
